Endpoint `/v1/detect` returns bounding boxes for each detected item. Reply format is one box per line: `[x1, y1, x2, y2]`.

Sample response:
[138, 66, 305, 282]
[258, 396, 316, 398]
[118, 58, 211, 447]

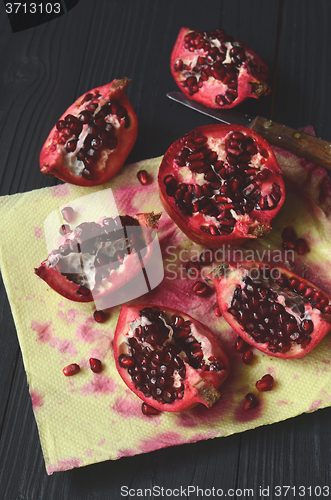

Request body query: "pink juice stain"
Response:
[75, 319, 101, 344]
[31, 320, 53, 343]
[112, 396, 142, 418]
[51, 184, 72, 198]
[34, 226, 43, 239]
[80, 375, 117, 397]
[309, 399, 323, 411]
[30, 390, 44, 411]
[47, 458, 82, 475]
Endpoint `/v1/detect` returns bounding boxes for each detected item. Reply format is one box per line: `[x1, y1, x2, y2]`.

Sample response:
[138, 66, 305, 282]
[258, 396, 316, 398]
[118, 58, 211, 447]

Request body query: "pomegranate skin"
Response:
[40, 78, 138, 187]
[114, 304, 230, 412]
[210, 261, 331, 359]
[158, 124, 285, 249]
[171, 28, 270, 109]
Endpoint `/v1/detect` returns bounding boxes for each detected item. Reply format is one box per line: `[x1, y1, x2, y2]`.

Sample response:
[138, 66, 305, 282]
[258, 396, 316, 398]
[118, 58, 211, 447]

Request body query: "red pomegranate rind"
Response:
[210, 261, 331, 359]
[35, 212, 161, 303]
[114, 304, 230, 412]
[171, 28, 270, 109]
[40, 78, 138, 186]
[158, 124, 285, 248]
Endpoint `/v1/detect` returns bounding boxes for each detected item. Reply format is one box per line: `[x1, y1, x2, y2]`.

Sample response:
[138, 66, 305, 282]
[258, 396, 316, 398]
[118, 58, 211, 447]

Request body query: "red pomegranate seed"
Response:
[59, 224, 71, 235]
[61, 206, 75, 223]
[63, 363, 80, 376]
[137, 170, 149, 185]
[118, 353, 135, 367]
[242, 350, 253, 364]
[199, 249, 214, 265]
[234, 336, 249, 353]
[256, 374, 274, 392]
[295, 238, 309, 255]
[76, 285, 91, 296]
[214, 306, 221, 317]
[192, 281, 211, 297]
[93, 310, 108, 323]
[244, 393, 257, 410]
[185, 260, 201, 277]
[142, 402, 161, 416]
[89, 358, 103, 373]
[281, 226, 296, 242]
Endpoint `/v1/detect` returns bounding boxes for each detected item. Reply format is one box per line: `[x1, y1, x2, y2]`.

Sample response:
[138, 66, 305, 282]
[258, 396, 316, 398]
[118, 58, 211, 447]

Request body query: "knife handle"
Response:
[249, 116, 331, 171]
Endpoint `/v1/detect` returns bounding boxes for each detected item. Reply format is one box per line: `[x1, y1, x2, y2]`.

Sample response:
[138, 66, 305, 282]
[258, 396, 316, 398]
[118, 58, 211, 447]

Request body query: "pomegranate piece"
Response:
[35, 212, 160, 304]
[39, 78, 138, 186]
[158, 124, 285, 248]
[63, 363, 80, 376]
[89, 358, 103, 373]
[256, 374, 274, 392]
[210, 261, 331, 359]
[171, 28, 270, 109]
[114, 304, 230, 412]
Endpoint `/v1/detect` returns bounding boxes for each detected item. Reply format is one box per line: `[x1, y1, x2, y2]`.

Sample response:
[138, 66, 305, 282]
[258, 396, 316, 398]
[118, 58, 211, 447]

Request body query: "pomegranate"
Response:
[210, 261, 331, 358]
[158, 124, 285, 248]
[114, 304, 230, 412]
[35, 212, 160, 305]
[171, 28, 270, 109]
[39, 79, 138, 186]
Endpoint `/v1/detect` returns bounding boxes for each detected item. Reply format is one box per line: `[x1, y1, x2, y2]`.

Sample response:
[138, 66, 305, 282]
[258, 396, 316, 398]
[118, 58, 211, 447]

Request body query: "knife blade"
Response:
[167, 92, 331, 171]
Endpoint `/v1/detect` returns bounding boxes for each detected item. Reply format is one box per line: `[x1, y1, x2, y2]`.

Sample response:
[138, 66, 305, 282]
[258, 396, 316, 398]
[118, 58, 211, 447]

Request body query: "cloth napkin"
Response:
[1, 129, 331, 474]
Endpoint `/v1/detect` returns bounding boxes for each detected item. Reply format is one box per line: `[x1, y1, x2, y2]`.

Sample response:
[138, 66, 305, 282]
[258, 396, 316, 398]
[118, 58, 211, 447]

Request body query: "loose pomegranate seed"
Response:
[199, 249, 214, 265]
[89, 358, 103, 373]
[242, 350, 253, 364]
[214, 306, 221, 317]
[295, 238, 309, 255]
[256, 374, 274, 392]
[61, 206, 75, 223]
[185, 260, 201, 277]
[59, 224, 71, 235]
[63, 363, 80, 376]
[142, 402, 161, 416]
[137, 170, 149, 185]
[234, 336, 249, 353]
[93, 310, 108, 323]
[76, 285, 91, 296]
[244, 393, 257, 410]
[192, 281, 211, 297]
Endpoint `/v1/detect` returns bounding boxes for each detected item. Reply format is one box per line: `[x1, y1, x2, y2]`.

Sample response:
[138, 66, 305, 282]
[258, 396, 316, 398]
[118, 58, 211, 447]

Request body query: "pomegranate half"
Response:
[35, 213, 160, 304]
[158, 124, 285, 248]
[114, 304, 230, 412]
[210, 261, 331, 358]
[171, 28, 270, 109]
[40, 78, 138, 186]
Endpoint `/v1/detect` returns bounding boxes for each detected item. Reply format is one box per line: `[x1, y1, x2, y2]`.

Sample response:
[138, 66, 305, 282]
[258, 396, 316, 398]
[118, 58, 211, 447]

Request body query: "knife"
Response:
[167, 92, 331, 171]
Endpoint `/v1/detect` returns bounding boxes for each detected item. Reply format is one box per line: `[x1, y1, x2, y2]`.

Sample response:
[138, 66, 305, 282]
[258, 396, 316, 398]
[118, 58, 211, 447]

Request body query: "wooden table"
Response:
[1, 1, 331, 497]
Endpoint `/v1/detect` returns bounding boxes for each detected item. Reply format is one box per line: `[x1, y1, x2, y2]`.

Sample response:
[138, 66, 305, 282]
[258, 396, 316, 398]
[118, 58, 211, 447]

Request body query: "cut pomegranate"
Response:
[158, 124, 285, 248]
[35, 212, 161, 304]
[256, 374, 274, 392]
[114, 304, 230, 412]
[63, 363, 80, 376]
[40, 79, 138, 186]
[171, 28, 270, 109]
[210, 261, 331, 358]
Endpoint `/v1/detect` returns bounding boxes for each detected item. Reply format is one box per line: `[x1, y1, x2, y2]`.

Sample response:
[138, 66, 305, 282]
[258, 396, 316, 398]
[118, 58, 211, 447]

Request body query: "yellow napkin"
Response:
[1, 145, 331, 475]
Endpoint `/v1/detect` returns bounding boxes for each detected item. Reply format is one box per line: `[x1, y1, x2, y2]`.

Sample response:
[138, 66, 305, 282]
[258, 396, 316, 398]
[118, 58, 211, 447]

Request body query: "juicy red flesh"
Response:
[256, 374, 274, 392]
[171, 28, 269, 109]
[63, 363, 80, 376]
[160, 126, 283, 240]
[228, 271, 328, 354]
[89, 358, 103, 373]
[118, 306, 226, 407]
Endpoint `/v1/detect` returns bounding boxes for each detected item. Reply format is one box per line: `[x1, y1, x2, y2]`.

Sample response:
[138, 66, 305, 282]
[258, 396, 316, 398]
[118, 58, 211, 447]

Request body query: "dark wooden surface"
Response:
[1, 1, 331, 498]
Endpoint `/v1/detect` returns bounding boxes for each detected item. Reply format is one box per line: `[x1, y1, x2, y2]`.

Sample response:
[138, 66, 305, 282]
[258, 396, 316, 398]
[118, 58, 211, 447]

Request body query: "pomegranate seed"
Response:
[256, 374, 274, 392]
[234, 336, 249, 353]
[93, 310, 108, 323]
[295, 238, 309, 255]
[63, 363, 80, 376]
[142, 402, 161, 416]
[185, 260, 201, 277]
[59, 224, 71, 235]
[76, 285, 91, 296]
[199, 249, 214, 265]
[137, 170, 149, 185]
[242, 350, 253, 364]
[61, 206, 75, 222]
[118, 354, 135, 368]
[89, 358, 102, 373]
[244, 393, 258, 410]
[214, 306, 221, 317]
[192, 281, 211, 297]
